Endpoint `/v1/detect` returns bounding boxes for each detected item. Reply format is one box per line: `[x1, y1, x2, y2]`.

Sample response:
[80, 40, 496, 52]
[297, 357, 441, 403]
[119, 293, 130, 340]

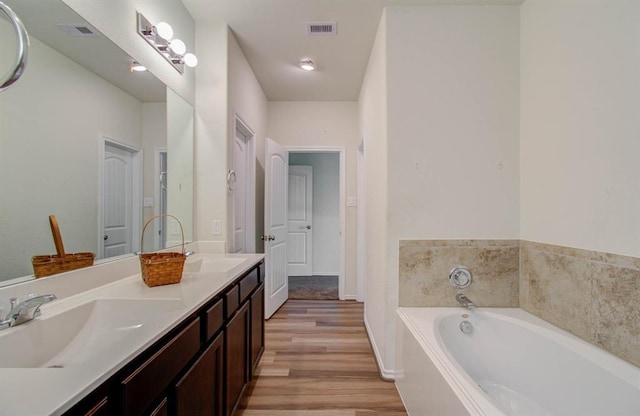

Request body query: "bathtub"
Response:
[395, 307, 640, 416]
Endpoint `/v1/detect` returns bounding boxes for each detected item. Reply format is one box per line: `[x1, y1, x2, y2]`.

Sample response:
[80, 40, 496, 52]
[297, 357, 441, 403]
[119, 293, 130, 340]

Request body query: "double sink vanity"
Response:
[0, 244, 265, 416]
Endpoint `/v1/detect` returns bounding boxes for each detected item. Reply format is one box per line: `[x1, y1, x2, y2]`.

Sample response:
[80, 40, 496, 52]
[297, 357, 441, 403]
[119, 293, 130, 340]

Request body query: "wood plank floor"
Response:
[235, 300, 408, 416]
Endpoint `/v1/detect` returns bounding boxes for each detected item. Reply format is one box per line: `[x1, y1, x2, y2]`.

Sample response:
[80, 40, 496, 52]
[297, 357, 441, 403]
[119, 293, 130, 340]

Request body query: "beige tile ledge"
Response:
[399, 239, 519, 248]
[521, 240, 640, 270]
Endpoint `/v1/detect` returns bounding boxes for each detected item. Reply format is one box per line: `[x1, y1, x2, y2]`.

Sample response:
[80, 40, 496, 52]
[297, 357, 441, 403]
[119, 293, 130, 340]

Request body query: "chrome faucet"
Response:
[184, 250, 196, 257]
[456, 293, 476, 309]
[0, 294, 57, 330]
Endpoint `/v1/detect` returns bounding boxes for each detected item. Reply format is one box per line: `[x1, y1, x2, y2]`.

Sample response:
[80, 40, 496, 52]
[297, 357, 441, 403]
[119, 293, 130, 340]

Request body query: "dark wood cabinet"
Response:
[62, 260, 264, 416]
[121, 319, 200, 416]
[84, 398, 109, 416]
[149, 399, 167, 416]
[250, 283, 265, 376]
[175, 332, 224, 416]
[225, 301, 249, 416]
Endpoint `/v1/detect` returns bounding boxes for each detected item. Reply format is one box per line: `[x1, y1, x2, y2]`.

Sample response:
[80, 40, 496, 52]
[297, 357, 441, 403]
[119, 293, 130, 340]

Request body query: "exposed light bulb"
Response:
[299, 59, 315, 71]
[155, 22, 173, 40]
[183, 53, 198, 68]
[170, 39, 186, 55]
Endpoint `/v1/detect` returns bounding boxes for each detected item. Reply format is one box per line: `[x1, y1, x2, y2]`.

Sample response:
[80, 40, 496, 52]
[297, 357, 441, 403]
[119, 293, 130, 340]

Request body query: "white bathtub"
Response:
[395, 307, 640, 416]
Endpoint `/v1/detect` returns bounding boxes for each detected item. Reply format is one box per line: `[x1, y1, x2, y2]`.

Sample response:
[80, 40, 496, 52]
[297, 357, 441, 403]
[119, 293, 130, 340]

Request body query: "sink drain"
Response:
[47, 364, 64, 368]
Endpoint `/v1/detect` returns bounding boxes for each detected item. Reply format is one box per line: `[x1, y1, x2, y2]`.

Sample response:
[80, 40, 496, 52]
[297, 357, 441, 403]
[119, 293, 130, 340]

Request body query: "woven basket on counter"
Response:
[139, 214, 186, 287]
[32, 215, 95, 278]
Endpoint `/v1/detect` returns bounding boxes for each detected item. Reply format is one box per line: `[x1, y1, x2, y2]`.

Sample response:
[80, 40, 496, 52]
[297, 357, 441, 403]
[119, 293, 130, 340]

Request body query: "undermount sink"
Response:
[183, 255, 246, 274]
[0, 298, 183, 368]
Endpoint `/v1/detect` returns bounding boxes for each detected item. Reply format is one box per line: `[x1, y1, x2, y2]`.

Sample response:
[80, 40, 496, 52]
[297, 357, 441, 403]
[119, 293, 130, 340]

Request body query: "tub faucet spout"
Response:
[456, 293, 475, 309]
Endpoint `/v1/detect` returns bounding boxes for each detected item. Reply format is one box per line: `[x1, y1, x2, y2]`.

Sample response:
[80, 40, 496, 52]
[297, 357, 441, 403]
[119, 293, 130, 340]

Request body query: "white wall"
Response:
[0, 35, 142, 279]
[167, 89, 195, 244]
[193, 26, 268, 252]
[61, 0, 195, 104]
[387, 6, 520, 240]
[142, 102, 167, 248]
[289, 153, 340, 275]
[520, 0, 640, 257]
[358, 10, 390, 377]
[194, 23, 228, 246]
[228, 31, 269, 253]
[267, 101, 359, 296]
[359, 5, 520, 376]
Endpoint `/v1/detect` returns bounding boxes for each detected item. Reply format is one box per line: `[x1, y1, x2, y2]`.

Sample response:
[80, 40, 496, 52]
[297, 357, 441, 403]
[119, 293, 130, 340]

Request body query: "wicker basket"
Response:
[32, 215, 95, 278]
[139, 214, 186, 287]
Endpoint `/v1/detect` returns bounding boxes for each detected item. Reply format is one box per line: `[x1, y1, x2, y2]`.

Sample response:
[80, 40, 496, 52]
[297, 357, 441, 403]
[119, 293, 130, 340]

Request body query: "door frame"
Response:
[154, 147, 168, 250]
[97, 135, 143, 260]
[356, 138, 366, 303]
[285, 146, 346, 300]
[231, 114, 256, 253]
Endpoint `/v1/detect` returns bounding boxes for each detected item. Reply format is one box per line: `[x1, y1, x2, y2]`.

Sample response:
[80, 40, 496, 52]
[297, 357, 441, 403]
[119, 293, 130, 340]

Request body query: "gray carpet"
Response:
[288, 275, 339, 300]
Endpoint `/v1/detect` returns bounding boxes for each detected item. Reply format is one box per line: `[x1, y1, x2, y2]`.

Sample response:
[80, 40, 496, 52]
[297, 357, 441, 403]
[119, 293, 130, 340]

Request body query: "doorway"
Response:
[287, 151, 341, 300]
[231, 115, 256, 253]
[98, 137, 142, 259]
[153, 148, 168, 251]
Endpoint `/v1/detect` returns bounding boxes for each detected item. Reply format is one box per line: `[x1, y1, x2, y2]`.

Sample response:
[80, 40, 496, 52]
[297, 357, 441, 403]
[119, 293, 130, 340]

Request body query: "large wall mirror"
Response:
[0, 0, 194, 286]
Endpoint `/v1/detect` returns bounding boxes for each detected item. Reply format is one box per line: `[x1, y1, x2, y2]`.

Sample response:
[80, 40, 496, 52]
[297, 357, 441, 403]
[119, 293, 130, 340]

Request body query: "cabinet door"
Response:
[149, 398, 167, 416]
[83, 398, 109, 416]
[121, 319, 200, 416]
[175, 332, 224, 416]
[225, 302, 249, 416]
[250, 283, 265, 376]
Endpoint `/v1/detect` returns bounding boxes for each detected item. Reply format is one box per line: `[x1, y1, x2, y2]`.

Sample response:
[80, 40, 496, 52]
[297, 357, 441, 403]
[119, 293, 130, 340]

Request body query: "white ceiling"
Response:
[181, 0, 524, 101]
[4, 0, 166, 102]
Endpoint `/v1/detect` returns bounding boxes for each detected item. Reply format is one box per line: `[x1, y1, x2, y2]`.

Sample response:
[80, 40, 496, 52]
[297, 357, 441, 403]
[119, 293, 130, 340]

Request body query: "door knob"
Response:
[306, 225, 311, 230]
[268, 235, 275, 241]
[261, 235, 276, 241]
[104, 235, 108, 240]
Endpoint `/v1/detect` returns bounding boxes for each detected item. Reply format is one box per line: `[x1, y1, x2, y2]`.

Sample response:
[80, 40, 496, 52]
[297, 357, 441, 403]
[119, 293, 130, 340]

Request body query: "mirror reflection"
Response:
[0, 0, 194, 285]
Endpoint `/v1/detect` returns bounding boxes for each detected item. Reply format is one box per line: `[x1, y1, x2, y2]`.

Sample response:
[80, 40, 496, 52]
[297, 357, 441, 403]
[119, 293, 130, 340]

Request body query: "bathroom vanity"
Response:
[0, 249, 265, 416]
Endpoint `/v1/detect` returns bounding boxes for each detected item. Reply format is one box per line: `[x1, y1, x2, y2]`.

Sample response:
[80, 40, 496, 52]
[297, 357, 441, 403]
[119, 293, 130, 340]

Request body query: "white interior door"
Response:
[287, 165, 313, 276]
[102, 143, 134, 258]
[264, 137, 288, 319]
[232, 129, 248, 253]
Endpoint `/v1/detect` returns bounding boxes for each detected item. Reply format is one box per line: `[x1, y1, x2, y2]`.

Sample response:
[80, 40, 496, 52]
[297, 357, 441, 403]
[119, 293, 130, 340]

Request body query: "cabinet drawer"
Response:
[121, 318, 200, 416]
[226, 285, 239, 317]
[239, 268, 259, 303]
[205, 298, 224, 342]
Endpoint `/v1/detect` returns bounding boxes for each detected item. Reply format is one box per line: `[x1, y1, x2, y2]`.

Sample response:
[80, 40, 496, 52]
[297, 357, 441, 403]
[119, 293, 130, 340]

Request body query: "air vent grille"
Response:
[306, 22, 337, 36]
[56, 24, 99, 37]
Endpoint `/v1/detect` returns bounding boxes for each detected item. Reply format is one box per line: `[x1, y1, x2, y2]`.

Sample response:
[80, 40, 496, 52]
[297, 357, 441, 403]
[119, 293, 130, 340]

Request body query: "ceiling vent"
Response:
[56, 24, 99, 37]
[306, 22, 337, 36]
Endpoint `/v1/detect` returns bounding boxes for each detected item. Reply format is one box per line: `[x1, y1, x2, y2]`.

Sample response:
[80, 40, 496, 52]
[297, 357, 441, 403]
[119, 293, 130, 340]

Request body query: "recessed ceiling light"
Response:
[130, 61, 147, 72]
[299, 59, 315, 71]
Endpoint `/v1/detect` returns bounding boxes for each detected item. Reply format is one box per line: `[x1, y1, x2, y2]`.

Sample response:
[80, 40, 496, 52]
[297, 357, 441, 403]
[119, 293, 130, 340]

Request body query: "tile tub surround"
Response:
[520, 240, 640, 368]
[399, 240, 520, 307]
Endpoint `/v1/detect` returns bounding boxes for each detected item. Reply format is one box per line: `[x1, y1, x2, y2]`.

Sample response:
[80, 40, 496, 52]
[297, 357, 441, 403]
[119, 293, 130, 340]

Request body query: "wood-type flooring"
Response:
[235, 300, 408, 416]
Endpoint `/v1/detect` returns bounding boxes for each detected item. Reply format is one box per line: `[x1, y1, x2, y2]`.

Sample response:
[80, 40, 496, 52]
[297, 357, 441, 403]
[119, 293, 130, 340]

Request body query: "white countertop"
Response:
[0, 251, 264, 416]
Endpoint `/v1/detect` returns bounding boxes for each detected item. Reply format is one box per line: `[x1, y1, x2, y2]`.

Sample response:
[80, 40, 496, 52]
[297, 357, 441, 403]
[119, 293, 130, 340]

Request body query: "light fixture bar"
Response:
[136, 12, 184, 73]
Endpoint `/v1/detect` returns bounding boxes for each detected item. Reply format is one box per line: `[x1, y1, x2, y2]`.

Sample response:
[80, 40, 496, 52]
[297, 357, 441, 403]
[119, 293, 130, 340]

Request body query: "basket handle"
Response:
[49, 215, 66, 257]
[140, 214, 185, 255]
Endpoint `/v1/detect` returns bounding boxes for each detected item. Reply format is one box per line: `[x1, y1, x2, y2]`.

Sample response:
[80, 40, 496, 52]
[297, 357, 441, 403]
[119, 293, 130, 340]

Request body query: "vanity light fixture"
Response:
[130, 61, 147, 72]
[299, 59, 316, 71]
[136, 12, 198, 74]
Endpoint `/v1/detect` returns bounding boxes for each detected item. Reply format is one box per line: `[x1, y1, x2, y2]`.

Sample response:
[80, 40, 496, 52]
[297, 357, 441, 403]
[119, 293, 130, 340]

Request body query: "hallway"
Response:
[235, 300, 407, 415]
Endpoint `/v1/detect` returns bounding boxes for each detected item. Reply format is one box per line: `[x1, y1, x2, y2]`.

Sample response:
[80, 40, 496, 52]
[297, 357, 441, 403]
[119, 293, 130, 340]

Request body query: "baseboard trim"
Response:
[363, 315, 398, 381]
